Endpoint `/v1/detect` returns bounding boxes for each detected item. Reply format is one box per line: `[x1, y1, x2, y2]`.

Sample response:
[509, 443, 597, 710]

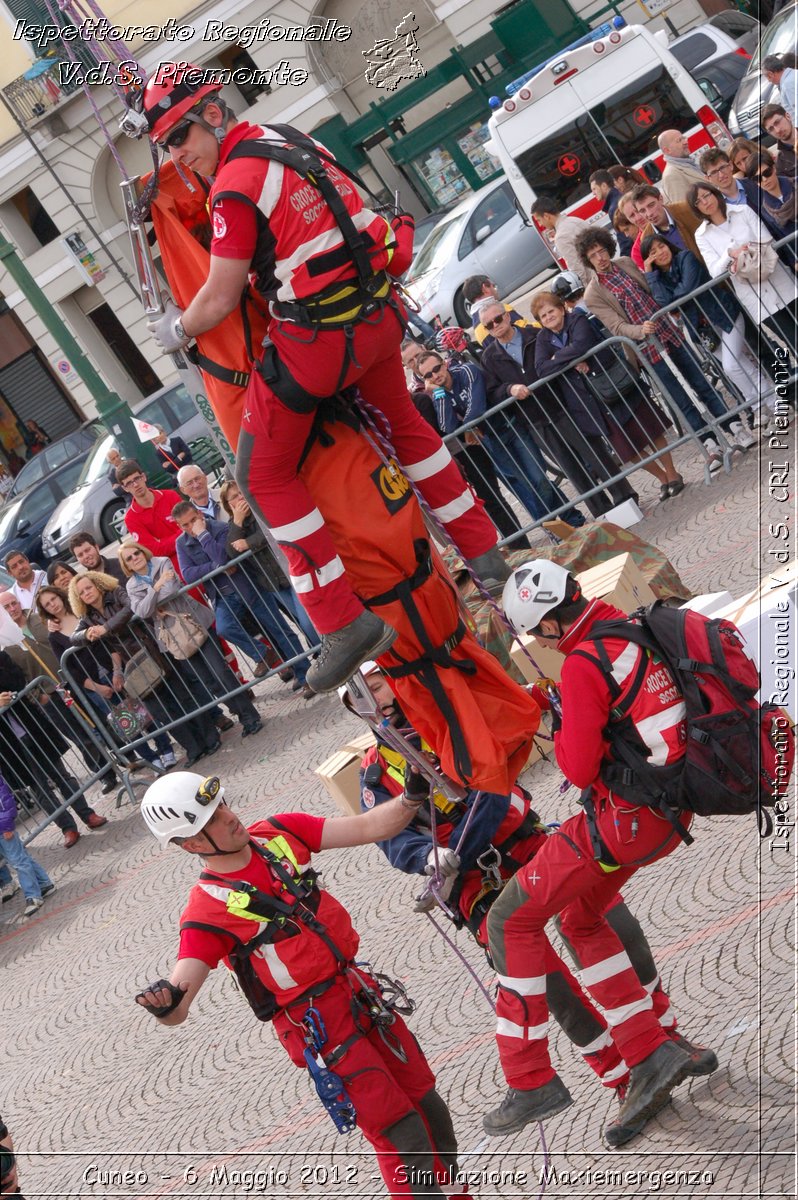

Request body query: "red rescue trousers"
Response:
[486, 798, 689, 1089]
[274, 974, 472, 1198]
[235, 304, 497, 633]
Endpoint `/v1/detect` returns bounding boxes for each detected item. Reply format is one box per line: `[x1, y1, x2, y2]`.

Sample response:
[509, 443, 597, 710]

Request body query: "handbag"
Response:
[155, 610, 209, 660]
[123, 648, 165, 699]
[586, 356, 640, 405]
[107, 699, 153, 743]
[733, 241, 779, 283]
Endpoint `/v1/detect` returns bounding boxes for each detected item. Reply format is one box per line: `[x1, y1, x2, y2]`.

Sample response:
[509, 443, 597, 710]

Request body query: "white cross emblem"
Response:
[528, 870, 540, 886]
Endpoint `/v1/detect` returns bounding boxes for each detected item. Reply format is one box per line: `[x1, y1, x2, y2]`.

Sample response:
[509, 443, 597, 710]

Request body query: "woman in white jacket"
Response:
[689, 183, 797, 363]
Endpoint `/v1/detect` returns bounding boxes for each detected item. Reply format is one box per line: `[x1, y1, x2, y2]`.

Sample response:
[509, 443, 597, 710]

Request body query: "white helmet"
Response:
[140, 772, 225, 846]
[337, 660, 381, 703]
[502, 560, 571, 633]
[551, 270, 584, 300]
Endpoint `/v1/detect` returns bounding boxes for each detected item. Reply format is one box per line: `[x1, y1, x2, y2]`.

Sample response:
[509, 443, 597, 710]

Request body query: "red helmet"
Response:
[142, 63, 222, 144]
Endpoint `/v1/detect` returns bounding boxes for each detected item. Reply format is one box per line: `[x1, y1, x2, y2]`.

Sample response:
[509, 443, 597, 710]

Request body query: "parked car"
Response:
[729, 1, 797, 136]
[0, 456, 86, 566]
[411, 207, 454, 258]
[691, 52, 753, 125]
[41, 380, 220, 560]
[669, 14, 760, 73]
[404, 179, 556, 327]
[3, 420, 104, 505]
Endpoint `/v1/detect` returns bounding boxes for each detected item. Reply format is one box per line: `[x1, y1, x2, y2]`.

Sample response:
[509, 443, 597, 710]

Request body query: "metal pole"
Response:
[0, 230, 141, 457]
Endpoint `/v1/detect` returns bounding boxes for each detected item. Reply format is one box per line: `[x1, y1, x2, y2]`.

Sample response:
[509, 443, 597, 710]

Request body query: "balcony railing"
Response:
[3, 60, 83, 125]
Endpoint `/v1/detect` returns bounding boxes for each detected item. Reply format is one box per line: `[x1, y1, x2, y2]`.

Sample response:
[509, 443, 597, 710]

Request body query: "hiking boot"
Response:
[466, 546, 511, 591]
[613, 1041, 690, 1135]
[603, 1081, 672, 1149]
[305, 611, 397, 694]
[670, 1032, 719, 1076]
[483, 1076, 573, 1135]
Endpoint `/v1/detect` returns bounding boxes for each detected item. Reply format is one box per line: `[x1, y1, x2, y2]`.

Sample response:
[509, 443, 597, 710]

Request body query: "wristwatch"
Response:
[174, 317, 188, 344]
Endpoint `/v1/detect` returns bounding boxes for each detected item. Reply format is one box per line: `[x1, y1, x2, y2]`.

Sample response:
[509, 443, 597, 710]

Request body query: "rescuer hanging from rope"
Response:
[138, 65, 510, 693]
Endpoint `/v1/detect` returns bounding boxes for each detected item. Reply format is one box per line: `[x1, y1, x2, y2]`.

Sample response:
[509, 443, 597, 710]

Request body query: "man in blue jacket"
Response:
[173, 501, 310, 690]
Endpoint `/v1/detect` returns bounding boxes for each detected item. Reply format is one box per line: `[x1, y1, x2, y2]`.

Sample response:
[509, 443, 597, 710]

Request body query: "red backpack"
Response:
[582, 602, 794, 840]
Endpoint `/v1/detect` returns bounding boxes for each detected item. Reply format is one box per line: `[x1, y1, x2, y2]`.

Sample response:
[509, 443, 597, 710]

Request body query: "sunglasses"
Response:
[196, 776, 222, 807]
[483, 314, 508, 331]
[123, 550, 145, 562]
[421, 364, 445, 380]
[756, 165, 775, 181]
[158, 119, 192, 151]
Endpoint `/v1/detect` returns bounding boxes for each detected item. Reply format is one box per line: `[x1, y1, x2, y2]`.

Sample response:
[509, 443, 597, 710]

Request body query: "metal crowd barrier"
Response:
[0, 674, 118, 846]
[440, 237, 796, 545]
[58, 548, 318, 801]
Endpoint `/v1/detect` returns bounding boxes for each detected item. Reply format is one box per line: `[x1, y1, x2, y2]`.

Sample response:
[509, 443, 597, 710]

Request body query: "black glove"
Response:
[135, 978, 187, 1017]
[403, 764, 430, 806]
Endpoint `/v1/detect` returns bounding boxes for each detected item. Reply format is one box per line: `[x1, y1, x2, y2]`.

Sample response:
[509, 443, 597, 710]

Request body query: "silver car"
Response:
[41, 381, 217, 560]
[404, 179, 556, 328]
[729, 2, 797, 137]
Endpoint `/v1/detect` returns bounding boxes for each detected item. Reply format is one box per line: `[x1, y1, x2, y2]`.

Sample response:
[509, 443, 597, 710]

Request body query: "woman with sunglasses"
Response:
[743, 153, 797, 267]
[689, 183, 798, 365]
[69, 568, 210, 768]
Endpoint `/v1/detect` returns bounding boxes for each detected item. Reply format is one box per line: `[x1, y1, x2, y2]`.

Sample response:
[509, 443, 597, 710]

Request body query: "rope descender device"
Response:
[301, 1007, 357, 1134]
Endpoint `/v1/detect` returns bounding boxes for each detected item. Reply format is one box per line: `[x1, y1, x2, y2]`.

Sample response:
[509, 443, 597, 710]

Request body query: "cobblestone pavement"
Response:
[2, 432, 795, 1200]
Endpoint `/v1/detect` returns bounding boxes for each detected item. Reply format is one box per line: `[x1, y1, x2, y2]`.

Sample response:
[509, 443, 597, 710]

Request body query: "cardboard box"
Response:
[315, 748, 365, 816]
[600, 498, 644, 528]
[714, 562, 797, 721]
[343, 730, 377, 757]
[510, 552, 657, 683]
[679, 591, 734, 617]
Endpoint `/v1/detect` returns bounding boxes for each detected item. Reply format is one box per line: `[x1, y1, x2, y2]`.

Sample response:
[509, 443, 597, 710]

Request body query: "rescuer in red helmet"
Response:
[143, 64, 509, 693]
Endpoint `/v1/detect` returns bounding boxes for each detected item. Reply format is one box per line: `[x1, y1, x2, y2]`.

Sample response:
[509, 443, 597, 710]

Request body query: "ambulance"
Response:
[487, 18, 731, 225]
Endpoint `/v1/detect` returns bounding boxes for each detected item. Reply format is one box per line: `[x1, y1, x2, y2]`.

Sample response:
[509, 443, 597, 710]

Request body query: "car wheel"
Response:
[102, 500, 127, 545]
[453, 289, 470, 329]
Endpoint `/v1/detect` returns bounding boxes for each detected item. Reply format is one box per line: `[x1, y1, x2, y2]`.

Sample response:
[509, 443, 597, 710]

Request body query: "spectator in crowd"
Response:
[0, 1112, 22, 1196]
[630, 184, 702, 269]
[531, 290, 683, 500]
[690, 182, 798, 364]
[0, 768, 55, 917]
[403, 341, 532, 546]
[641, 232, 771, 432]
[743, 152, 798, 254]
[608, 164, 648, 192]
[576, 226, 737, 466]
[761, 104, 798, 178]
[763, 54, 797, 125]
[612, 205, 637, 257]
[177, 463, 222, 521]
[616, 193, 650, 264]
[700, 147, 794, 273]
[0, 588, 121, 795]
[68, 530, 126, 584]
[153, 425, 193, 477]
[0, 648, 106, 848]
[5, 551, 45, 612]
[589, 169, 623, 222]
[462, 275, 529, 345]
[22, 419, 51, 458]
[700, 147, 757, 209]
[122, 543, 263, 739]
[5, 448, 25, 477]
[219, 480, 320, 644]
[106, 445, 127, 503]
[419, 348, 586, 530]
[47, 560, 78, 591]
[119, 460, 183, 570]
[38, 583, 176, 772]
[656, 129, 705, 203]
[173, 500, 312, 693]
[530, 196, 589, 285]
[729, 136, 768, 178]
[70, 567, 214, 768]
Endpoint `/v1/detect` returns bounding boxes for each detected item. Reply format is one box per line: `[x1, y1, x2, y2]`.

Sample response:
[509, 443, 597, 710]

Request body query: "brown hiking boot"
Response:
[305, 611, 397, 694]
[483, 1075, 573, 1135]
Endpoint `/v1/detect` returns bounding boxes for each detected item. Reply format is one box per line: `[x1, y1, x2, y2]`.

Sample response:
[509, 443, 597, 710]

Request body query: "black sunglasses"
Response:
[483, 314, 508, 331]
[159, 119, 192, 150]
[756, 165, 775, 181]
[421, 364, 445, 380]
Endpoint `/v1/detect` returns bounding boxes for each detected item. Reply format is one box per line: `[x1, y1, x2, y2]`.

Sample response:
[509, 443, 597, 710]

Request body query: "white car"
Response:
[403, 179, 556, 328]
[669, 13, 760, 73]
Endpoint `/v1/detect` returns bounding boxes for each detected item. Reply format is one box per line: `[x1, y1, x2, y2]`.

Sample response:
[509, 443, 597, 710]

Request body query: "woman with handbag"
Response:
[39, 582, 173, 770]
[689, 183, 798, 365]
[120, 543, 263, 739]
[532, 291, 684, 501]
[641, 233, 774, 432]
[68, 571, 212, 768]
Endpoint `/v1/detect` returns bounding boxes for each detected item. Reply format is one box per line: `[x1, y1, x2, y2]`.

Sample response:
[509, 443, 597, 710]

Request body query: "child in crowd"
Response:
[0, 769, 54, 917]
